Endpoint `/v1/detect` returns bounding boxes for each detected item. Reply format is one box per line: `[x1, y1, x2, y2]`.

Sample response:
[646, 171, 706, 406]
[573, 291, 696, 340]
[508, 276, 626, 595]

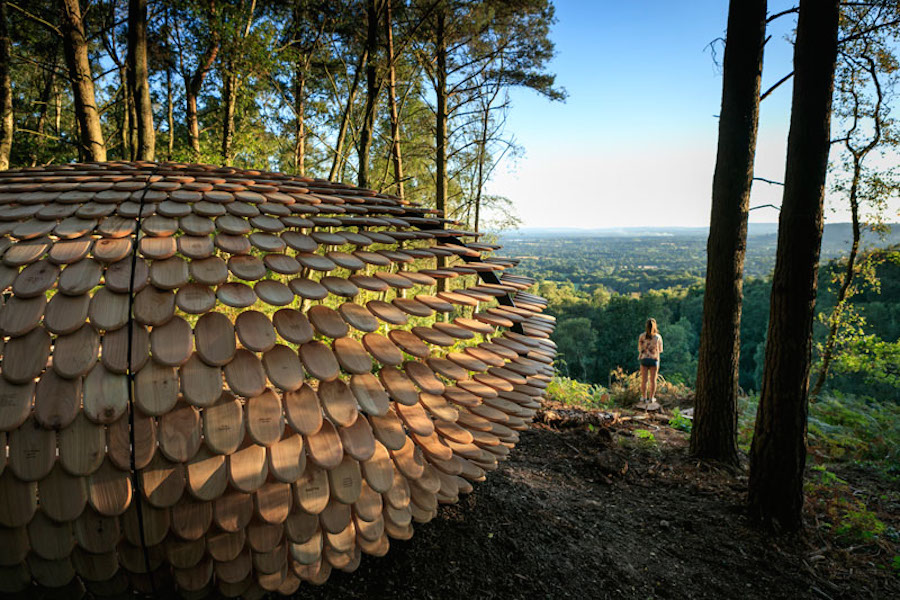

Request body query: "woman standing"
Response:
[638, 318, 663, 406]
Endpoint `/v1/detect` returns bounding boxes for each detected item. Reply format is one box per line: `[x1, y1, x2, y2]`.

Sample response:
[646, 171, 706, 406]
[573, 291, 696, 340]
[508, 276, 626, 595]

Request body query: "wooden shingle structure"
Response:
[0, 162, 556, 597]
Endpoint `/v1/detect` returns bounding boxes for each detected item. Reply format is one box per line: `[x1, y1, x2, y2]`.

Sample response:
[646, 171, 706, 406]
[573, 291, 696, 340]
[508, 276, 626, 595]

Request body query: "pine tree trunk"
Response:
[31, 42, 58, 166]
[0, 0, 14, 170]
[294, 66, 305, 175]
[358, 0, 382, 189]
[221, 67, 237, 165]
[690, 0, 766, 465]
[474, 104, 489, 232]
[184, 44, 219, 159]
[61, 0, 107, 162]
[127, 0, 155, 161]
[166, 69, 174, 160]
[385, 0, 404, 199]
[185, 77, 201, 157]
[329, 50, 367, 182]
[748, 0, 840, 532]
[435, 11, 448, 291]
[118, 66, 130, 159]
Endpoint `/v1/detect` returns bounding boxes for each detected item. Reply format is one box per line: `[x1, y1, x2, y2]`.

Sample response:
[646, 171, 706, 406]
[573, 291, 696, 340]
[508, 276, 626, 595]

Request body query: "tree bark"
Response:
[294, 65, 306, 175]
[127, 0, 155, 160]
[221, 66, 237, 165]
[329, 49, 367, 182]
[748, 0, 840, 532]
[385, 0, 404, 199]
[60, 0, 107, 162]
[435, 11, 448, 216]
[31, 41, 59, 166]
[690, 0, 766, 465]
[119, 64, 133, 160]
[358, 0, 382, 189]
[0, 0, 14, 170]
[435, 10, 448, 291]
[184, 44, 219, 158]
[474, 103, 489, 232]
[166, 68, 174, 160]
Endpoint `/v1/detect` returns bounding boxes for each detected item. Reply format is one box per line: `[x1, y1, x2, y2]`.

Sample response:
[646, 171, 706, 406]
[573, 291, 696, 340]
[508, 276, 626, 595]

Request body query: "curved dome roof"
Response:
[0, 162, 555, 595]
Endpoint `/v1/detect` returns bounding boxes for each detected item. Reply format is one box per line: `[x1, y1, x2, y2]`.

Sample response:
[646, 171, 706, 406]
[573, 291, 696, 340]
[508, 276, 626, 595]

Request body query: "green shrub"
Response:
[545, 376, 610, 410]
[668, 407, 693, 432]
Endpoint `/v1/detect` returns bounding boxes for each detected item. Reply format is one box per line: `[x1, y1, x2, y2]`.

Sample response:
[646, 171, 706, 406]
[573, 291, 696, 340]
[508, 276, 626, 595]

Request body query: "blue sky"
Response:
[485, 0, 803, 229]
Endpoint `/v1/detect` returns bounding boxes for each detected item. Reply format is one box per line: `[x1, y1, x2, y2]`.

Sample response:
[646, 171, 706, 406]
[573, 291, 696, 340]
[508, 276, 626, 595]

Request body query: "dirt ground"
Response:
[300, 407, 899, 600]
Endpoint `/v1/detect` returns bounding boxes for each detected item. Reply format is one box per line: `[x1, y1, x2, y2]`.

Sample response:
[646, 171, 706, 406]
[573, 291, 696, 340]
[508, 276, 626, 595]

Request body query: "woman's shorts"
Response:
[640, 358, 659, 368]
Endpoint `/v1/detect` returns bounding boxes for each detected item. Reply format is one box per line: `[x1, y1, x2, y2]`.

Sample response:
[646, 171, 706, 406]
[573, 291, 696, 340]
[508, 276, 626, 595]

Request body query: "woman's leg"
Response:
[639, 365, 649, 399]
[648, 365, 659, 399]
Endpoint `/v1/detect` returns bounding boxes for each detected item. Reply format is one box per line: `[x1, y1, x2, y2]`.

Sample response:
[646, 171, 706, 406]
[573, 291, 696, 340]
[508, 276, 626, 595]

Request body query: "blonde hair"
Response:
[645, 318, 658, 338]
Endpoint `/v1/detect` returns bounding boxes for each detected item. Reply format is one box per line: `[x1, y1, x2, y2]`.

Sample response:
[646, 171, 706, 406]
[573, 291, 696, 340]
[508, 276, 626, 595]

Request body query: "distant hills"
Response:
[495, 223, 900, 294]
[501, 223, 899, 258]
[504, 222, 891, 239]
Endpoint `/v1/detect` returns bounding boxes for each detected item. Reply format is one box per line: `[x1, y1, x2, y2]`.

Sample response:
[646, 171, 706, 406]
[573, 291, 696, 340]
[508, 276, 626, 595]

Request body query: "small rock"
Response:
[659, 519, 671, 529]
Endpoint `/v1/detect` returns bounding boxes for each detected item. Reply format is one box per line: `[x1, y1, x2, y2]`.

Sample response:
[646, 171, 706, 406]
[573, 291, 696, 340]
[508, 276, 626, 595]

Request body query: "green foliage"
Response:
[668, 408, 692, 432]
[544, 376, 610, 410]
[806, 466, 887, 545]
[835, 504, 886, 542]
[807, 393, 900, 464]
[631, 429, 658, 450]
[739, 392, 900, 465]
[532, 235, 900, 400]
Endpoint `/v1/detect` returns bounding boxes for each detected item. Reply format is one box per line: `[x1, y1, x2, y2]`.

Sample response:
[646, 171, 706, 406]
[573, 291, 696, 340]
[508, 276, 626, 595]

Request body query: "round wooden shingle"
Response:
[284, 384, 323, 436]
[195, 312, 236, 367]
[299, 341, 340, 382]
[44, 292, 90, 335]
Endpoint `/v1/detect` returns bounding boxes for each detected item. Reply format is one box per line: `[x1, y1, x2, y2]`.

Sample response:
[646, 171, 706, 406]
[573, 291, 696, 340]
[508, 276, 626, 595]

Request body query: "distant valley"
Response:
[496, 223, 900, 294]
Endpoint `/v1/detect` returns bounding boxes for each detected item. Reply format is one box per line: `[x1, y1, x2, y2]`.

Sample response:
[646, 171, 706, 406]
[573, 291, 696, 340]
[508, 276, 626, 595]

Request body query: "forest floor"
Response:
[301, 402, 899, 600]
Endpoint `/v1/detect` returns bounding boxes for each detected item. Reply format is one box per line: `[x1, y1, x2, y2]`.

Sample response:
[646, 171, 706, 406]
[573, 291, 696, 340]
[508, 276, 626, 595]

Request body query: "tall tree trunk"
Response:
[0, 0, 14, 170]
[61, 0, 107, 162]
[435, 11, 448, 291]
[54, 84, 61, 135]
[119, 65, 132, 160]
[690, 0, 766, 466]
[294, 66, 306, 175]
[220, 0, 255, 166]
[474, 103, 489, 232]
[128, 0, 155, 160]
[128, 88, 138, 158]
[185, 76, 201, 157]
[329, 49, 367, 182]
[31, 42, 59, 166]
[385, 0, 404, 199]
[221, 66, 237, 165]
[748, 0, 840, 532]
[184, 45, 219, 158]
[358, 0, 382, 188]
[166, 68, 174, 160]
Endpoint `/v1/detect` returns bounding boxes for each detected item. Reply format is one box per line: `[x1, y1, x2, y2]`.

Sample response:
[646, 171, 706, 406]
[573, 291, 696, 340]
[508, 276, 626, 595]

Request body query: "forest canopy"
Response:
[0, 0, 565, 231]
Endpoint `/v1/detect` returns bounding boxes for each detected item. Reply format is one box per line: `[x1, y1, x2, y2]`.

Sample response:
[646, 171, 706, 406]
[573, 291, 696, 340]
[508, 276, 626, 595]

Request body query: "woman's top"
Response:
[638, 332, 663, 360]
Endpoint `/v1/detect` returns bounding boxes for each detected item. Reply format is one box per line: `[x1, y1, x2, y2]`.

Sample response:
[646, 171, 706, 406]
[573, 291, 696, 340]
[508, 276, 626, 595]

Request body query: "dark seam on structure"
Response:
[125, 162, 163, 595]
[418, 222, 526, 335]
